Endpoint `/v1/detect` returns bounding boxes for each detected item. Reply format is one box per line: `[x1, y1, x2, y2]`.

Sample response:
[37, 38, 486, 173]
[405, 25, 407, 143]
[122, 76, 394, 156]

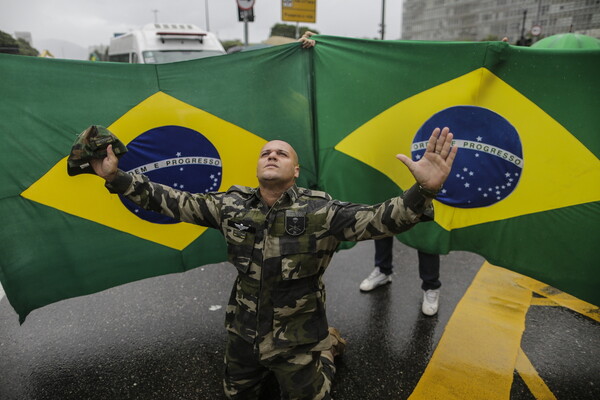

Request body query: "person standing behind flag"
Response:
[360, 238, 441, 315]
[360, 36, 513, 316]
[86, 126, 457, 399]
[301, 30, 444, 316]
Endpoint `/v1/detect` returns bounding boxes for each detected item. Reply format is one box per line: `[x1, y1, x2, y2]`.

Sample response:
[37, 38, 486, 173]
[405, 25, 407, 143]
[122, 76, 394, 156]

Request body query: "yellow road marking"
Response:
[529, 297, 559, 306]
[515, 276, 600, 322]
[515, 348, 558, 400]
[408, 262, 531, 400]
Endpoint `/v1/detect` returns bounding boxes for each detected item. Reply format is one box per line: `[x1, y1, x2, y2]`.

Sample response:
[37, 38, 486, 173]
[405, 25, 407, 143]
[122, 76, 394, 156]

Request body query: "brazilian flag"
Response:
[313, 36, 599, 307]
[0, 36, 598, 322]
[0, 45, 315, 322]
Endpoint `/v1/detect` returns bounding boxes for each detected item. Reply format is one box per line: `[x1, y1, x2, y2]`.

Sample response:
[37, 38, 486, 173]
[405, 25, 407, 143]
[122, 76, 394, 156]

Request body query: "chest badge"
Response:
[285, 211, 306, 236]
[227, 220, 255, 239]
[234, 223, 249, 232]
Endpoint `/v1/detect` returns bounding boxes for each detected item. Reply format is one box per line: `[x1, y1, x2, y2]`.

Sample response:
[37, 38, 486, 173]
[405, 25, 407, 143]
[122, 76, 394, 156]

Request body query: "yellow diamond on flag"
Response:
[21, 92, 267, 250]
[335, 68, 600, 230]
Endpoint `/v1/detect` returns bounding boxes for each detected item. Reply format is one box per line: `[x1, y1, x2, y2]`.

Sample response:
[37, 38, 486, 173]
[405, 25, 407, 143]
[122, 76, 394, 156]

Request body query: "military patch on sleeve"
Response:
[285, 210, 306, 236]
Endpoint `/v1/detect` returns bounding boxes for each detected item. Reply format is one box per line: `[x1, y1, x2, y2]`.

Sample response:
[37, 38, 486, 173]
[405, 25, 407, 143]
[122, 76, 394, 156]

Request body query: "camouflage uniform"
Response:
[106, 170, 434, 399]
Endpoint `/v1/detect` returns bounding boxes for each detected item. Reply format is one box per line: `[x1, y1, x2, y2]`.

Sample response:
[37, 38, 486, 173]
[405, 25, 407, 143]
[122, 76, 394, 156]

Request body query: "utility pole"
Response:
[152, 9, 159, 24]
[205, 0, 210, 31]
[244, 14, 249, 46]
[380, 0, 386, 40]
[519, 9, 527, 45]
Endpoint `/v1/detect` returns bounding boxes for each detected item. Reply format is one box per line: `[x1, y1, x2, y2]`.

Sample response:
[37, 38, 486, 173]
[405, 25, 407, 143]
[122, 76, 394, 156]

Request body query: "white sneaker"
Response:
[422, 289, 440, 316]
[359, 267, 392, 291]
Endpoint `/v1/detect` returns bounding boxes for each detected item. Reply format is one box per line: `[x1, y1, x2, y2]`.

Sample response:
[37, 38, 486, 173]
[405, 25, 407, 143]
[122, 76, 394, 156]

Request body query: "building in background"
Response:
[402, 0, 600, 43]
[14, 31, 32, 45]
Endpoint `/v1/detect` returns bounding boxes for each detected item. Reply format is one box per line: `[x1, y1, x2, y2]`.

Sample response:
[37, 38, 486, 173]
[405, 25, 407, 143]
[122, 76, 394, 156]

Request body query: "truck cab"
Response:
[108, 23, 226, 64]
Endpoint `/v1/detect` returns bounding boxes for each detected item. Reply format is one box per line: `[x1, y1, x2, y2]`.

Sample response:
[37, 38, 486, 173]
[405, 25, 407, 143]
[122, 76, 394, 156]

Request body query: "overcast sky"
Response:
[1, 0, 404, 51]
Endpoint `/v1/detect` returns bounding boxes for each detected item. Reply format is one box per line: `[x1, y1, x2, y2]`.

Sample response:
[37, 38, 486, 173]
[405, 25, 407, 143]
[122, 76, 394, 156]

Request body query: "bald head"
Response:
[261, 140, 298, 165]
[256, 140, 300, 189]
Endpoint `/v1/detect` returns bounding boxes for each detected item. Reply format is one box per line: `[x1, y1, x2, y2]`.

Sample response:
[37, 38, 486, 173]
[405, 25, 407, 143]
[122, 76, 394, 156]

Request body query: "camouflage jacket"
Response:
[106, 170, 433, 359]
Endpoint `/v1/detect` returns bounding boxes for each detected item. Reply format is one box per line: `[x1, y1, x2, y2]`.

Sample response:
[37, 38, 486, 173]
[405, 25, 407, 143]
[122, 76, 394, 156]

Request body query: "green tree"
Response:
[17, 38, 39, 56]
[269, 23, 319, 39]
[221, 39, 243, 51]
[0, 30, 39, 56]
[0, 30, 19, 54]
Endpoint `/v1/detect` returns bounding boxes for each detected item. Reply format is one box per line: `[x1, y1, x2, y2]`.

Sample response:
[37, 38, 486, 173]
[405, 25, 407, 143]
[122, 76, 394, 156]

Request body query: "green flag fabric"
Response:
[0, 45, 315, 322]
[0, 36, 598, 322]
[314, 37, 599, 306]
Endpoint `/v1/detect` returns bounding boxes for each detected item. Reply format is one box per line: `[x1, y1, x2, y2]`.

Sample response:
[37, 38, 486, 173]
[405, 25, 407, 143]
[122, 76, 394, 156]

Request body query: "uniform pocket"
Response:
[224, 220, 256, 274]
[272, 283, 327, 347]
[224, 276, 259, 342]
[279, 235, 318, 280]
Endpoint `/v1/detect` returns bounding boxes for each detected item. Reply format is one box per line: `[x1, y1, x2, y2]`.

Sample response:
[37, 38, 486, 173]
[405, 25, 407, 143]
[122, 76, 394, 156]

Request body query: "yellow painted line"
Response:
[529, 297, 559, 306]
[408, 263, 532, 400]
[515, 276, 600, 322]
[515, 348, 557, 400]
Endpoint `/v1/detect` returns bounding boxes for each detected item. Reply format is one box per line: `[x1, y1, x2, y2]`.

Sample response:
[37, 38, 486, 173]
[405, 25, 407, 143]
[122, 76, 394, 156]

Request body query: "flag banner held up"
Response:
[0, 36, 598, 322]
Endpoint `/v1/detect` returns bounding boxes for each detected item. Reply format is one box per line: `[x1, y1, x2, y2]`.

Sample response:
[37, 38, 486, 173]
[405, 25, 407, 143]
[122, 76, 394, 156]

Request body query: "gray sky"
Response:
[1, 0, 403, 51]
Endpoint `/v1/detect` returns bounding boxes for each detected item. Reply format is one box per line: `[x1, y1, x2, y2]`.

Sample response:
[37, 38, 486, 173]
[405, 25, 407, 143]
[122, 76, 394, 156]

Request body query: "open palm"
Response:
[396, 127, 458, 192]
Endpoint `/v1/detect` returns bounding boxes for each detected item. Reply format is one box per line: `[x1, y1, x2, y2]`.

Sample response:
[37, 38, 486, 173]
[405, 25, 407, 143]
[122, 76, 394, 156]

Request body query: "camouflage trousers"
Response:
[223, 333, 336, 400]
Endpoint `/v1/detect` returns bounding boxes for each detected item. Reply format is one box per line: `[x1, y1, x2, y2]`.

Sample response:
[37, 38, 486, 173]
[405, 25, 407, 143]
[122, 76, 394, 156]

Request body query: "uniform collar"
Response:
[250, 184, 301, 208]
[285, 184, 301, 203]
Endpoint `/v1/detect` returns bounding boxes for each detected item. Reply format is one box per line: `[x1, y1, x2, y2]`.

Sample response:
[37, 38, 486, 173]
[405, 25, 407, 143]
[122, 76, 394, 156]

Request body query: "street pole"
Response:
[244, 14, 249, 46]
[205, 0, 210, 31]
[519, 9, 527, 45]
[380, 0, 386, 40]
[153, 9, 159, 24]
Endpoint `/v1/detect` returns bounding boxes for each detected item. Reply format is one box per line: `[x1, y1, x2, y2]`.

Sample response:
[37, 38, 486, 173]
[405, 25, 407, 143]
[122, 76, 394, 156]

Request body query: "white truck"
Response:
[108, 23, 226, 64]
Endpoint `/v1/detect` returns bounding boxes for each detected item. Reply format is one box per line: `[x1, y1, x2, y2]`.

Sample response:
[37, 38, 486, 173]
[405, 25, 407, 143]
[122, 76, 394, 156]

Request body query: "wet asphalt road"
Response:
[0, 240, 598, 400]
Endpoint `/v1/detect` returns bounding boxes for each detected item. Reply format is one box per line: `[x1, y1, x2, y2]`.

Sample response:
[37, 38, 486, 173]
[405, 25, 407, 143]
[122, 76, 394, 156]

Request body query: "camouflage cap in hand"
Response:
[67, 125, 128, 176]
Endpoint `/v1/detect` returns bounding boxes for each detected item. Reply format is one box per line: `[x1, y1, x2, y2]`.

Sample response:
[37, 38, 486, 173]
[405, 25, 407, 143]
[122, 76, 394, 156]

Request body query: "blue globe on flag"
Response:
[411, 106, 523, 208]
[118, 125, 223, 223]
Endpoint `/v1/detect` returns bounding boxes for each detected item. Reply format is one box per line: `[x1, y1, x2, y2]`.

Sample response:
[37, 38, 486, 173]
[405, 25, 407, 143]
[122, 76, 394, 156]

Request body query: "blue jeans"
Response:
[374, 236, 441, 291]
